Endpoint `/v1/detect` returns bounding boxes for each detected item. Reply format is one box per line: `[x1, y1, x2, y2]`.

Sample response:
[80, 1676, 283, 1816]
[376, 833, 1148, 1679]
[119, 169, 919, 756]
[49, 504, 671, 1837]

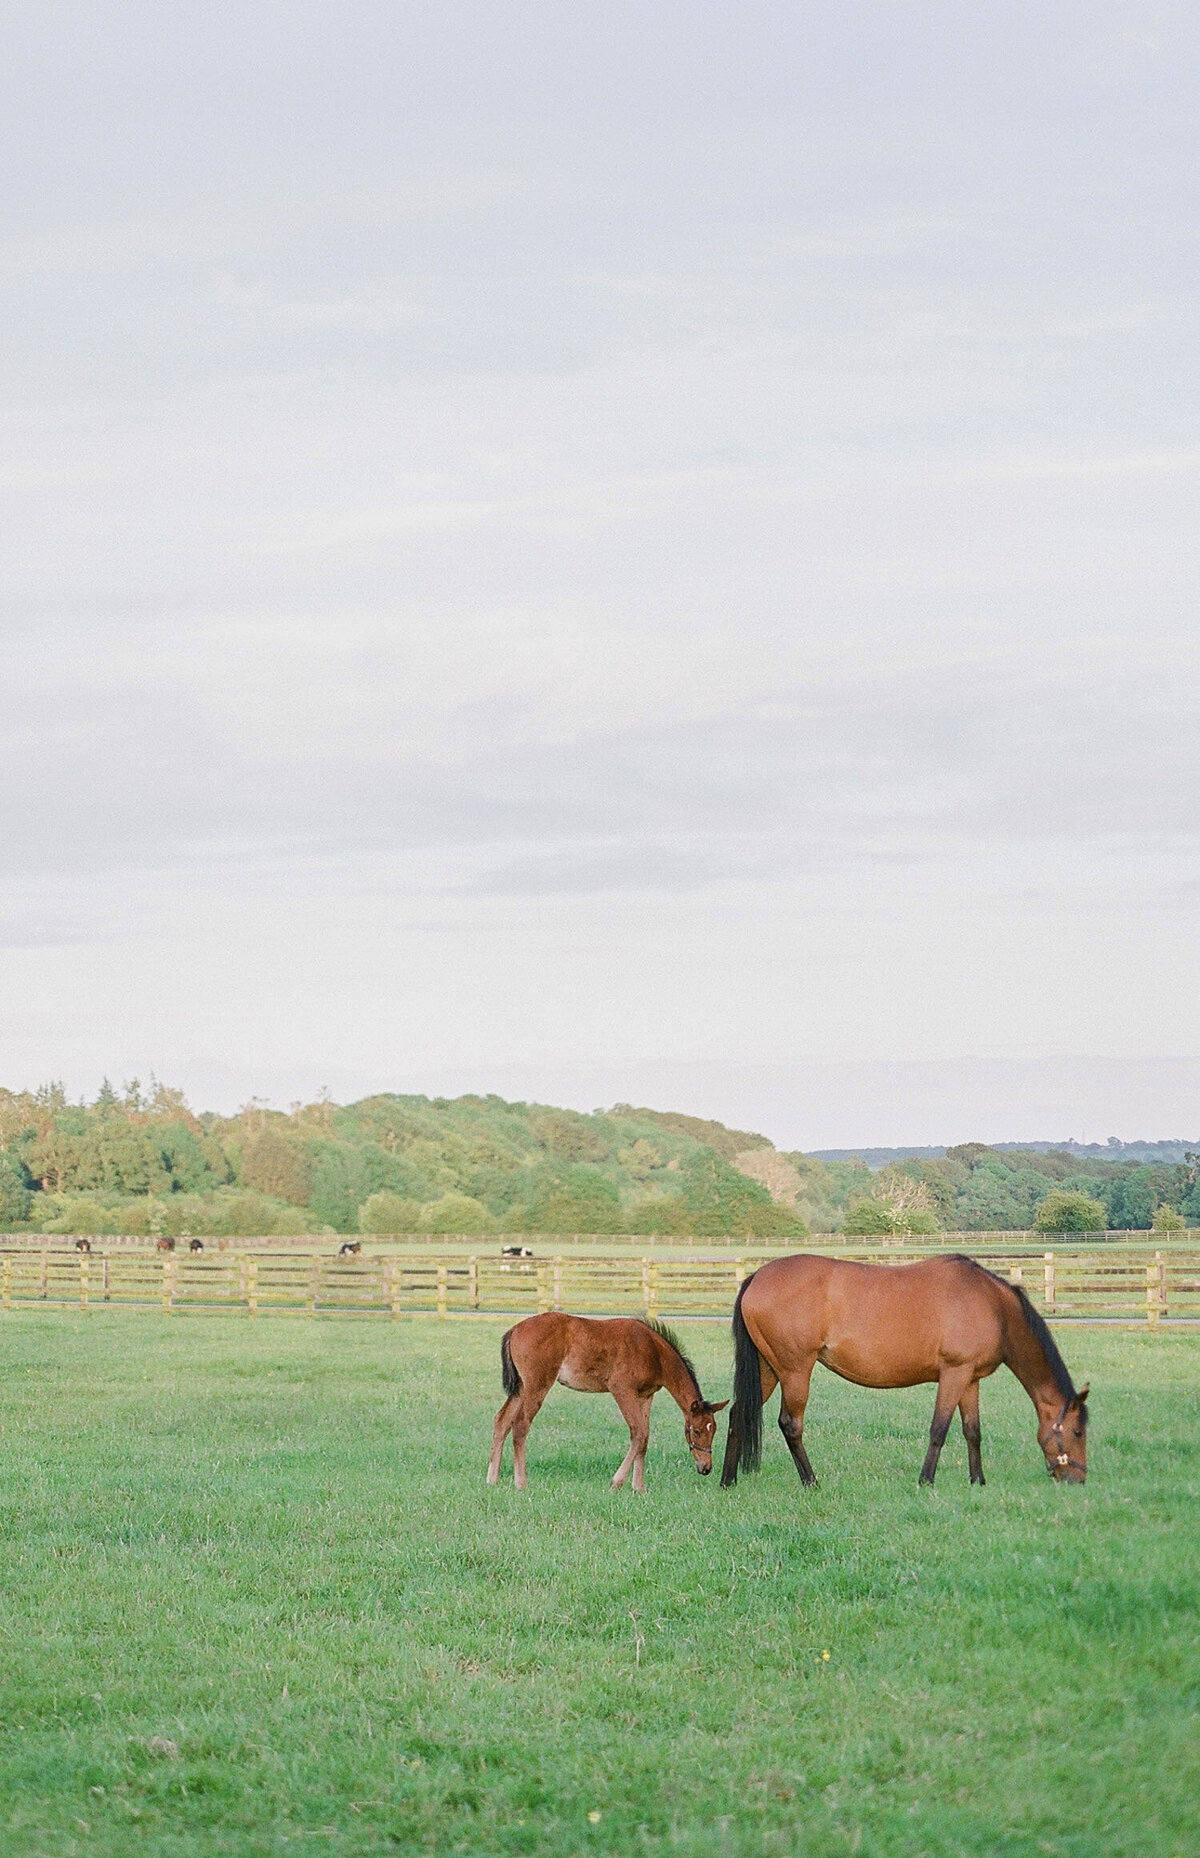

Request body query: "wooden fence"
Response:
[0, 1227, 1195, 1252]
[1, 1246, 1197, 1326]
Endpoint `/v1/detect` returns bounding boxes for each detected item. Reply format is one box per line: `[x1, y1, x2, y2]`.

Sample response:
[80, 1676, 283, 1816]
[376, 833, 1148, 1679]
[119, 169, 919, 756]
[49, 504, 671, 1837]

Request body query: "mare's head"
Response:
[1039, 1383, 1089, 1483]
[684, 1399, 729, 1475]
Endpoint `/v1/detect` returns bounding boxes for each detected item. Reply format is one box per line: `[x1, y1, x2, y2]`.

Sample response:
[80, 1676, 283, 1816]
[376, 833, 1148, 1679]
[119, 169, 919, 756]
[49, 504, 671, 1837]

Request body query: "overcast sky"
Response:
[2, 3, 1197, 1145]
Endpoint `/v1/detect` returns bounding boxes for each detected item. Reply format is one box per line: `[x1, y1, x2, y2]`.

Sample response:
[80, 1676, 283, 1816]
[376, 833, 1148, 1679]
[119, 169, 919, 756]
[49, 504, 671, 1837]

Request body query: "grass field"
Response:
[0, 1315, 1196, 1857]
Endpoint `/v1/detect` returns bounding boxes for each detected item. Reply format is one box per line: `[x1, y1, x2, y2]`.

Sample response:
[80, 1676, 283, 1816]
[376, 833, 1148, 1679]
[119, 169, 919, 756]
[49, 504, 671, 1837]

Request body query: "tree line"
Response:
[0, 1081, 1195, 1237]
[0, 1083, 800, 1238]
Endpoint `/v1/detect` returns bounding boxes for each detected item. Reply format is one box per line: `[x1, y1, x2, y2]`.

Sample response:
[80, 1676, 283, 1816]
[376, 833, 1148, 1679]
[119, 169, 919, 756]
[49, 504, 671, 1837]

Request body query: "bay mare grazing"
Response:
[488, 1314, 728, 1491]
[721, 1254, 1089, 1490]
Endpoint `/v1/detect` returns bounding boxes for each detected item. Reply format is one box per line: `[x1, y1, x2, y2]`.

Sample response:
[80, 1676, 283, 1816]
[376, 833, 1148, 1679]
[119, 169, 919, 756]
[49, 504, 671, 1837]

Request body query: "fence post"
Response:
[79, 1253, 89, 1313]
[1157, 1249, 1167, 1321]
[1008, 1263, 1024, 1287]
[1146, 1251, 1164, 1329]
[2, 1257, 10, 1312]
[468, 1255, 478, 1311]
[436, 1263, 448, 1319]
[41, 1246, 48, 1301]
[553, 1256, 563, 1311]
[161, 1255, 174, 1315]
[308, 1256, 319, 1319]
[247, 1256, 258, 1318]
[646, 1258, 659, 1318]
[1043, 1252, 1055, 1313]
[642, 1257, 651, 1315]
[536, 1261, 550, 1314]
[389, 1261, 402, 1321]
[102, 1256, 111, 1302]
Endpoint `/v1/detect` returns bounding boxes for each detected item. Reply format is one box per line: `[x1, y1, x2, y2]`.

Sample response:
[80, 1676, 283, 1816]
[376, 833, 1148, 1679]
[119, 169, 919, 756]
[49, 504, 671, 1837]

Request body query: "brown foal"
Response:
[488, 1313, 728, 1491]
[721, 1253, 1089, 1490]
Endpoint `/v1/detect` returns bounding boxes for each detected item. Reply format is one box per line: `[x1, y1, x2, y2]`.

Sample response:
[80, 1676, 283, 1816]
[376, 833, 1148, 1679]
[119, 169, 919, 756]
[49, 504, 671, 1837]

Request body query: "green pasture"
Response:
[0, 1316, 1196, 1858]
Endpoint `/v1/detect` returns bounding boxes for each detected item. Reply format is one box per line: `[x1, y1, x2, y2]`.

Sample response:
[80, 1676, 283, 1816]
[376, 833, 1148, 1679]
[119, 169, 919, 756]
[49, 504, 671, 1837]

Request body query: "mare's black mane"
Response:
[956, 1255, 1081, 1410]
[640, 1316, 703, 1400]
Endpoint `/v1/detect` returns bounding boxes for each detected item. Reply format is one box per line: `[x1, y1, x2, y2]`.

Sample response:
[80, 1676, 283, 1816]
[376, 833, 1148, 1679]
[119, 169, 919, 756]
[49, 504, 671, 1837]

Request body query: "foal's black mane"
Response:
[639, 1316, 702, 1399]
[957, 1256, 1080, 1408]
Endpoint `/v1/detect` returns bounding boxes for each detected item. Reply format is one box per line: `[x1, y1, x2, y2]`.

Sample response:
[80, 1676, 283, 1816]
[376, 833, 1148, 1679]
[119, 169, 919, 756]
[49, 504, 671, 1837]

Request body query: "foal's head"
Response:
[684, 1399, 729, 1475]
[1039, 1384, 1089, 1483]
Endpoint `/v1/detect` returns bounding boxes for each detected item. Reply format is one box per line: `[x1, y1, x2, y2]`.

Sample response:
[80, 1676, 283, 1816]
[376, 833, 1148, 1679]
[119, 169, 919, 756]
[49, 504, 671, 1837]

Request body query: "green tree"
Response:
[517, 1164, 623, 1234]
[218, 1192, 286, 1238]
[842, 1198, 899, 1236]
[418, 1193, 494, 1234]
[624, 1194, 697, 1237]
[1034, 1189, 1107, 1233]
[676, 1150, 805, 1237]
[355, 1142, 433, 1204]
[617, 1139, 661, 1182]
[160, 1124, 229, 1193]
[240, 1129, 312, 1205]
[528, 1111, 608, 1162]
[308, 1148, 359, 1232]
[1151, 1203, 1185, 1232]
[358, 1191, 422, 1234]
[0, 1155, 31, 1227]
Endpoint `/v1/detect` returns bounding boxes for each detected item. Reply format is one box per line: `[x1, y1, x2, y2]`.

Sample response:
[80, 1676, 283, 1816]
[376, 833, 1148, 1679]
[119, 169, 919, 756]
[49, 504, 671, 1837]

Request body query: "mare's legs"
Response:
[959, 1380, 985, 1485]
[720, 1360, 778, 1485]
[778, 1358, 819, 1486]
[609, 1386, 654, 1492]
[487, 1395, 521, 1484]
[919, 1365, 975, 1486]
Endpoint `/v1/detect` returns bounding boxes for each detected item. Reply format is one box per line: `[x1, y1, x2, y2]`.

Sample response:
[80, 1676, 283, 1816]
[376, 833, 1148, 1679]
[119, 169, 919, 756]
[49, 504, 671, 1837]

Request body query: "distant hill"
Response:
[811, 1140, 1199, 1169]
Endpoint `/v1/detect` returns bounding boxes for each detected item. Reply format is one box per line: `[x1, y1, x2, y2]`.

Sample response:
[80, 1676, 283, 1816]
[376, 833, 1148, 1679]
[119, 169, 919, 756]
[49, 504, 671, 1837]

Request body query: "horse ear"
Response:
[1076, 1382, 1089, 1404]
[709, 1399, 729, 1413]
[690, 1399, 704, 1414]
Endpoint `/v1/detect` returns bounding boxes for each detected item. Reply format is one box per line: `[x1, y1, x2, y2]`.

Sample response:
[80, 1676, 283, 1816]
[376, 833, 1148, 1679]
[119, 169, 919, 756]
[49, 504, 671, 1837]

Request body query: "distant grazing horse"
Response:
[188, 1238, 204, 1253]
[155, 1236, 175, 1253]
[74, 1238, 91, 1254]
[721, 1254, 1089, 1490]
[338, 1240, 362, 1257]
[501, 1244, 533, 1258]
[488, 1313, 728, 1491]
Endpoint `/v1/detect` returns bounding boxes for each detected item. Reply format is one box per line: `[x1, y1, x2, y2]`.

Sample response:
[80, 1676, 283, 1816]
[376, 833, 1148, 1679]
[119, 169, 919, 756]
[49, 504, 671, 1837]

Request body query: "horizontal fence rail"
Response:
[1, 1245, 1198, 1326]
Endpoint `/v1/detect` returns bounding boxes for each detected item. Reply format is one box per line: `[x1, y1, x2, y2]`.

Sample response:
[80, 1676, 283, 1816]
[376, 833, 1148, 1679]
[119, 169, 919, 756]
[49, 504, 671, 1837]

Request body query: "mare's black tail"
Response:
[500, 1329, 521, 1399]
[720, 1274, 763, 1486]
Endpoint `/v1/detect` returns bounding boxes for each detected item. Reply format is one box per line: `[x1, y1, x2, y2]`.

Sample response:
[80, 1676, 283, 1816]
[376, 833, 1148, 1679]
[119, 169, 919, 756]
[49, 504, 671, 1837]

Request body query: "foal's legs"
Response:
[487, 1394, 521, 1485]
[919, 1365, 975, 1486]
[777, 1359, 819, 1486]
[959, 1380, 985, 1485]
[509, 1385, 550, 1490]
[610, 1386, 654, 1492]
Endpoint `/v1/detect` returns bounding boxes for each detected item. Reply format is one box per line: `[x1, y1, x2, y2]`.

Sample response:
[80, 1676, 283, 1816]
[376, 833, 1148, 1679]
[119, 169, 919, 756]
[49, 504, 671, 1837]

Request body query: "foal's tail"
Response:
[500, 1328, 521, 1399]
[720, 1274, 763, 1486]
